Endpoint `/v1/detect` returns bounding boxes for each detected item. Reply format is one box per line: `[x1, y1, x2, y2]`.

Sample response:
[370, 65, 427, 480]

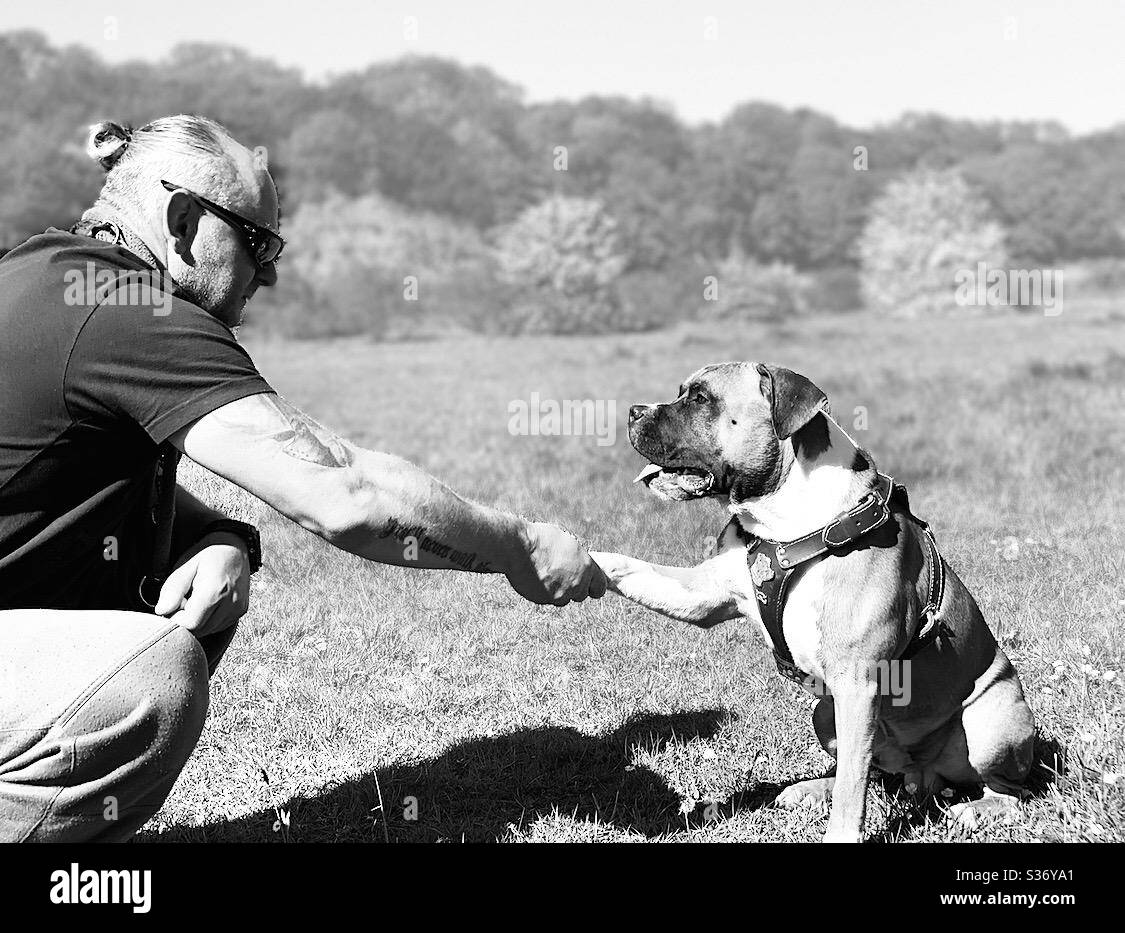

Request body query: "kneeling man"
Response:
[0, 116, 604, 842]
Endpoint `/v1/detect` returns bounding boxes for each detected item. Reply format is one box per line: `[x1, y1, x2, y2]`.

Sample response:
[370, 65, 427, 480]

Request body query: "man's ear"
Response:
[755, 363, 829, 439]
[163, 189, 202, 265]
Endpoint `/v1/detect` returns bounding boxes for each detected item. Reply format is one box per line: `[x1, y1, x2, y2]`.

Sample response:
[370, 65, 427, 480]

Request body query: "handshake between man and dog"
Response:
[591, 362, 1035, 844]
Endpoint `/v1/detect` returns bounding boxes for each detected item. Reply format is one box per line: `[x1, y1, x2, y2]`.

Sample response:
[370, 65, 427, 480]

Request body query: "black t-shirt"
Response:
[0, 229, 273, 610]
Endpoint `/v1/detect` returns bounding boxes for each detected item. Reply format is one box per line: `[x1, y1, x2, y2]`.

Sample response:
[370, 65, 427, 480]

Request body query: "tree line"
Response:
[2, 30, 1122, 334]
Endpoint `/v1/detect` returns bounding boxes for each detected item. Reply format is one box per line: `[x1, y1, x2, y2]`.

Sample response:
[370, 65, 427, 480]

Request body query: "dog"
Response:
[592, 362, 1035, 842]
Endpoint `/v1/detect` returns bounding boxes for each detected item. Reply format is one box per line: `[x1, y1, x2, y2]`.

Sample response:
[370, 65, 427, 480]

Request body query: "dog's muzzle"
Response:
[628, 406, 716, 500]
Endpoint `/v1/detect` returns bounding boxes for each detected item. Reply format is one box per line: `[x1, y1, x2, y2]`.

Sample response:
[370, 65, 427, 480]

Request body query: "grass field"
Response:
[141, 297, 1125, 842]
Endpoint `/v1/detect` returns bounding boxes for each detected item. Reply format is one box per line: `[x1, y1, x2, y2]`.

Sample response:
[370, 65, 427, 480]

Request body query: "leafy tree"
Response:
[282, 109, 381, 203]
[347, 57, 535, 227]
[963, 137, 1125, 265]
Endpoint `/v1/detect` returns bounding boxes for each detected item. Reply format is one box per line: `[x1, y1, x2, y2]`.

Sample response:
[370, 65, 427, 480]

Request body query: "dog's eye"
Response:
[693, 392, 709, 404]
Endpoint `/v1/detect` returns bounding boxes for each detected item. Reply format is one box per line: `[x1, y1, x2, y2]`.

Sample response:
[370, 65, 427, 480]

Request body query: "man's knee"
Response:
[5, 621, 211, 842]
[120, 624, 210, 768]
[66, 624, 210, 830]
[68, 621, 211, 805]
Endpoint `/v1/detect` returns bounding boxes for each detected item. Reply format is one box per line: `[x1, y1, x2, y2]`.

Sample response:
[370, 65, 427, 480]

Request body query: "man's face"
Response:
[166, 156, 279, 328]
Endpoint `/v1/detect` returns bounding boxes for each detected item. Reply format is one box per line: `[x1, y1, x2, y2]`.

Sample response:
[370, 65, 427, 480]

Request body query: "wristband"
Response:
[198, 519, 262, 574]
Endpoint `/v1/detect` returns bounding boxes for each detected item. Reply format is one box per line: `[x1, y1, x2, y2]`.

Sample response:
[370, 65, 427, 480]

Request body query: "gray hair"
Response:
[85, 115, 246, 209]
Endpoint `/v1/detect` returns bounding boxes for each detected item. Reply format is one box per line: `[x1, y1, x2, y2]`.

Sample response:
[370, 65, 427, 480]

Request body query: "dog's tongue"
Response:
[632, 463, 713, 501]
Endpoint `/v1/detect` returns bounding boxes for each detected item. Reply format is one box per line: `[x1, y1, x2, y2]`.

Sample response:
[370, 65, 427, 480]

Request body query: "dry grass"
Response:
[139, 298, 1125, 842]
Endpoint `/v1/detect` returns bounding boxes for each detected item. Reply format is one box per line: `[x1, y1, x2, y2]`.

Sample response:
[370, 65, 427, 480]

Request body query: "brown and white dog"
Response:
[592, 362, 1035, 842]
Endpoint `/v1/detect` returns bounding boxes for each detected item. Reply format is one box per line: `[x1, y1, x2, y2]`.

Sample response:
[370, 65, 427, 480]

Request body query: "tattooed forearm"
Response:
[378, 517, 493, 572]
[260, 395, 351, 468]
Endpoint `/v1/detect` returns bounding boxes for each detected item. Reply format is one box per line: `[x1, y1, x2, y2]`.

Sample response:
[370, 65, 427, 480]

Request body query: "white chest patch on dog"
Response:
[779, 564, 828, 684]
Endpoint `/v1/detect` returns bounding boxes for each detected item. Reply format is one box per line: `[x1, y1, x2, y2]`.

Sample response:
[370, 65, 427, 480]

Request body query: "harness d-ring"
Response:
[138, 575, 163, 609]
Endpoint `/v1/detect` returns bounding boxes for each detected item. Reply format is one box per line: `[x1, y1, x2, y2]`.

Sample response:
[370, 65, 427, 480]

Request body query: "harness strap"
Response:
[899, 525, 947, 660]
[138, 444, 181, 609]
[745, 474, 947, 683]
[70, 216, 163, 270]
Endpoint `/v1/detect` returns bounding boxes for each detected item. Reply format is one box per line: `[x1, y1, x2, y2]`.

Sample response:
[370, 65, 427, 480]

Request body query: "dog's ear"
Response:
[755, 363, 829, 439]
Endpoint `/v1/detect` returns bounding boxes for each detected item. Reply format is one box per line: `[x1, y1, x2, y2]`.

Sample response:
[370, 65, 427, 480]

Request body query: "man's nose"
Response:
[256, 261, 278, 288]
[629, 405, 651, 424]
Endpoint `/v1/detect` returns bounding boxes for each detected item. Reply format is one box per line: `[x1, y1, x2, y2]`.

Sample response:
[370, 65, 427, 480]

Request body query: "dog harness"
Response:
[742, 473, 947, 685]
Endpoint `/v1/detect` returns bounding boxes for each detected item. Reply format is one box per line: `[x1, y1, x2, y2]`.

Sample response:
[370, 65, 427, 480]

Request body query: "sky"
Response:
[2, 0, 1121, 133]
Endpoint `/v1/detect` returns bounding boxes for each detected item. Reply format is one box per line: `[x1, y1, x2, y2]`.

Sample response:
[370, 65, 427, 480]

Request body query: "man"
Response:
[0, 115, 605, 842]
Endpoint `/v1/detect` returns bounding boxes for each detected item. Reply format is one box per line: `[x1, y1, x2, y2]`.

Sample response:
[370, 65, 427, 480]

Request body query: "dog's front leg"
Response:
[822, 670, 880, 843]
[590, 550, 745, 628]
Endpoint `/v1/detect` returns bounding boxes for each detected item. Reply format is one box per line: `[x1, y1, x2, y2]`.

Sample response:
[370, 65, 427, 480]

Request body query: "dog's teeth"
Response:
[633, 464, 663, 484]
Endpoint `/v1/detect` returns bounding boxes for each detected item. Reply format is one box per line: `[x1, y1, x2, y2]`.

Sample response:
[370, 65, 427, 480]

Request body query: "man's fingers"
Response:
[154, 562, 196, 616]
[587, 563, 608, 599]
[170, 584, 219, 633]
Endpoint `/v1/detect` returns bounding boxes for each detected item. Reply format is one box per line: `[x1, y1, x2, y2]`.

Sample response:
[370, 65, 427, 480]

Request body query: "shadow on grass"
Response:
[141, 708, 769, 843]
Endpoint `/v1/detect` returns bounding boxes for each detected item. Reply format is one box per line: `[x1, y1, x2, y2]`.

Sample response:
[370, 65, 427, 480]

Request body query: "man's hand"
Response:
[154, 532, 251, 637]
[505, 521, 607, 606]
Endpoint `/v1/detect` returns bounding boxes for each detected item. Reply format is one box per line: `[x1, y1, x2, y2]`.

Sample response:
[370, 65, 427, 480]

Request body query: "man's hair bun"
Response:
[86, 121, 134, 171]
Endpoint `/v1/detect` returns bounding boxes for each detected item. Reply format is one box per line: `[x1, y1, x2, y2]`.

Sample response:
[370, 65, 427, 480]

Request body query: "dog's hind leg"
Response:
[937, 649, 1036, 832]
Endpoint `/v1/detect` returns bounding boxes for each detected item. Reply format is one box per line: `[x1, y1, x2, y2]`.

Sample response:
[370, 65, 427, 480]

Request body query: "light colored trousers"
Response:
[0, 610, 233, 842]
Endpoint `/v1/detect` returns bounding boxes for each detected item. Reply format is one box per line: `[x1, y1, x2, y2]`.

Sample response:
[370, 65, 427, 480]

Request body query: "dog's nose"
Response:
[629, 405, 649, 423]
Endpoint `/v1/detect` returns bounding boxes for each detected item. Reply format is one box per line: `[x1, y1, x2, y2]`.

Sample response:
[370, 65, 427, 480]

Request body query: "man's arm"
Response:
[168, 392, 605, 605]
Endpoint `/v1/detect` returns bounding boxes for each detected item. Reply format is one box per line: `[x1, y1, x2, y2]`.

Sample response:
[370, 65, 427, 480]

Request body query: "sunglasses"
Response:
[160, 179, 284, 266]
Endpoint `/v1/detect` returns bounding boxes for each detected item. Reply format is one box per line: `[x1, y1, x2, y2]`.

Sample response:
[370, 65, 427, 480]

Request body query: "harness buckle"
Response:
[824, 495, 884, 548]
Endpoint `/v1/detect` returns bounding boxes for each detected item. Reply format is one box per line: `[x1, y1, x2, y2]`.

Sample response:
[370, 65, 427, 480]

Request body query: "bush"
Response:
[613, 261, 713, 331]
[493, 195, 629, 333]
[703, 256, 814, 321]
[249, 263, 396, 340]
[858, 168, 1009, 316]
[408, 257, 514, 337]
[250, 191, 499, 339]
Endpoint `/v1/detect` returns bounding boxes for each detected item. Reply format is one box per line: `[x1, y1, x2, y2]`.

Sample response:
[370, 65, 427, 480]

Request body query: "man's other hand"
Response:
[506, 521, 608, 606]
[154, 532, 252, 637]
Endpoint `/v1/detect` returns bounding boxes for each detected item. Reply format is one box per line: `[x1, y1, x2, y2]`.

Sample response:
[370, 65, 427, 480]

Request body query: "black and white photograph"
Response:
[0, 0, 1121, 911]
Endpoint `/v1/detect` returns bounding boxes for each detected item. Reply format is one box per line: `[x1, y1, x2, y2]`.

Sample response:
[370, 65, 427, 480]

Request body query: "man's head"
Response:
[85, 115, 280, 327]
[628, 361, 830, 503]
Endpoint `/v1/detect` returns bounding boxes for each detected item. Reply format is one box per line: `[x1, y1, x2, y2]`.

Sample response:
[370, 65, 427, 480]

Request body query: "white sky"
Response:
[3, 0, 1121, 132]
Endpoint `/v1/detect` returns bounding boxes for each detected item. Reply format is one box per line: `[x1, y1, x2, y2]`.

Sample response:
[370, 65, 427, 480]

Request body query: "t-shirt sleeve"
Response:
[65, 277, 274, 443]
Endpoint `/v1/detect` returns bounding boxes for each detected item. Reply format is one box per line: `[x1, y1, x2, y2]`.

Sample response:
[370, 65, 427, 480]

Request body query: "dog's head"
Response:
[629, 361, 829, 503]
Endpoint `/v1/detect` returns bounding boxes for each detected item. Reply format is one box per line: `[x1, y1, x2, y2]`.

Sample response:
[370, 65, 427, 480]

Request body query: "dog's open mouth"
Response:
[633, 463, 715, 501]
